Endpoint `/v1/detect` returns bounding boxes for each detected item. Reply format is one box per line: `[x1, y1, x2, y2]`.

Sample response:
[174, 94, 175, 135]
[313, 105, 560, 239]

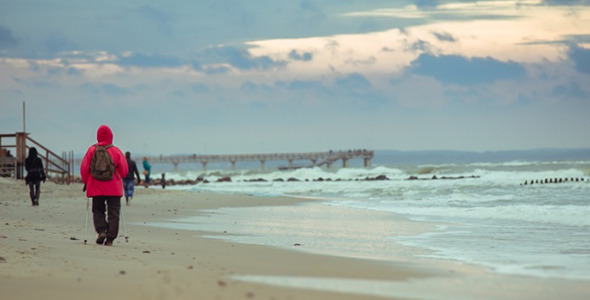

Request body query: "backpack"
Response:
[90, 144, 115, 181]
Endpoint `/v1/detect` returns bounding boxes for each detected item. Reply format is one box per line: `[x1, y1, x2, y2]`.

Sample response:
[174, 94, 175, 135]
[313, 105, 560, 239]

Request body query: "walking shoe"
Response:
[96, 232, 107, 245]
[104, 238, 114, 246]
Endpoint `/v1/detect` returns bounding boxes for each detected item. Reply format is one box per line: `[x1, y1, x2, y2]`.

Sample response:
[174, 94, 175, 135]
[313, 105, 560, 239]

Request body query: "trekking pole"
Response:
[84, 197, 90, 245]
[120, 206, 129, 242]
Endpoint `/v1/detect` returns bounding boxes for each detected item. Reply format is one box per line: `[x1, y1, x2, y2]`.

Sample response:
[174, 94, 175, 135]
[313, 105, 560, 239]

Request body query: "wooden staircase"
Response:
[0, 132, 74, 183]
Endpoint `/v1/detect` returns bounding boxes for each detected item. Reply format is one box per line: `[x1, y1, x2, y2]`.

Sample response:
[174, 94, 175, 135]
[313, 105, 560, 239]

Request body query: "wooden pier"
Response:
[148, 149, 374, 171]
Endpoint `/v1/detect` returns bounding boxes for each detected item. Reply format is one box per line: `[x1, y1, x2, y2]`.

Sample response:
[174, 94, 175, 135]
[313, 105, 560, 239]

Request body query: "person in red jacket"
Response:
[80, 125, 128, 246]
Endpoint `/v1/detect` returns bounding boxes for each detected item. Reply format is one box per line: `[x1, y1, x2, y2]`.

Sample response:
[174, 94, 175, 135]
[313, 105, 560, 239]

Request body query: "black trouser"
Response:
[92, 196, 121, 240]
[28, 181, 40, 204]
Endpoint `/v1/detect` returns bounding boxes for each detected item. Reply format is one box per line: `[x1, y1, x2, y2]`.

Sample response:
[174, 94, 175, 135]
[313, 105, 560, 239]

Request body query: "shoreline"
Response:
[146, 195, 441, 264]
[0, 178, 433, 300]
[1, 178, 589, 299]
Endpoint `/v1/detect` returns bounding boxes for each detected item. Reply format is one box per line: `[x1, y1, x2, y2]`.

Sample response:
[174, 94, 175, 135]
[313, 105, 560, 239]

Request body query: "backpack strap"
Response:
[94, 144, 114, 148]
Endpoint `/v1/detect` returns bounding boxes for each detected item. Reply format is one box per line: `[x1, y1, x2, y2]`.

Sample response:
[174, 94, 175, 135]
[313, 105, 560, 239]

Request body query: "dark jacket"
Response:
[124, 158, 140, 182]
[25, 147, 46, 184]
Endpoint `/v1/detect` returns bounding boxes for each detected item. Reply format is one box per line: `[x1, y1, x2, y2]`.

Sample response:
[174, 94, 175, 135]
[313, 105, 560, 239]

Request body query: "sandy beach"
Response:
[1, 177, 589, 300]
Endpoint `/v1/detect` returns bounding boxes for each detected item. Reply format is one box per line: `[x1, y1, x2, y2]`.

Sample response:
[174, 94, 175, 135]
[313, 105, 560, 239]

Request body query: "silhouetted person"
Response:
[123, 151, 141, 205]
[142, 157, 151, 188]
[25, 147, 46, 206]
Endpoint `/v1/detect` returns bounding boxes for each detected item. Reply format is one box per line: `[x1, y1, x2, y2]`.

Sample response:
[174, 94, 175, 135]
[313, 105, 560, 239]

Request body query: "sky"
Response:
[1, 0, 590, 156]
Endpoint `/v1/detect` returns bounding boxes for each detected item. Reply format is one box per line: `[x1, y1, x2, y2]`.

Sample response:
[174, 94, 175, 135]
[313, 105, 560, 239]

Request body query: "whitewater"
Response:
[153, 157, 590, 280]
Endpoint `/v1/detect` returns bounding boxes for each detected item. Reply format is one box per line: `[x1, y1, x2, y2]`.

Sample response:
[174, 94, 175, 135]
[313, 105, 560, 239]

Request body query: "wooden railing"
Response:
[0, 133, 74, 183]
[140, 149, 374, 171]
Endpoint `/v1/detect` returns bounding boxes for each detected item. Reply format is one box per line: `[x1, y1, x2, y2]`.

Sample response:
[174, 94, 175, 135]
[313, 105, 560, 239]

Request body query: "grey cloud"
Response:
[191, 83, 209, 93]
[172, 90, 187, 98]
[410, 54, 526, 85]
[117, 53, 183, 68]
[138, 5, 173, 36]
[274, 74, 384, 108]
[566, 34, 590, 44]
[289, 50, 313, 61]
[81, 83, 130, 96]
[203, 46, 286, 70]
[414, 0, 440, 9]
[551, 82, 587, 99]
[298, 0, 327, 25]
[568, 45, 590, 75]
[0, 25, 18, 48]
[67, 68, 82, 76]
[277, 79, 327, 91]
[241, 81, 271, 93]
[335, 73, 386, 106]
[191, 60, 203, 71]
[0, 1, 409, 60]
[541, 0, 590, 5]
[45, 34, 77, 54]
[410, 40, 431, 52]
[433, 31, 456, 42]
[31, 80, 59, 89]
[336, 73, 372, 90]
[205, 66, 231, 75]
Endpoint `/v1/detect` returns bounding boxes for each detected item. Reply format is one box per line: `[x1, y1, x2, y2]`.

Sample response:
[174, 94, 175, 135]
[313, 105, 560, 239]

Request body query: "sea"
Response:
[147, 149, 590, 281]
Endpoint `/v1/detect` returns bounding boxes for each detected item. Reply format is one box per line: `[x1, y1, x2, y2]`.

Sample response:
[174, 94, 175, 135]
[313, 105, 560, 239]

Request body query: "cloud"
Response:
[190, 60, 203, 71]
[278, 79, 326, 91]
[191, 83, 209, 93]
[117, 53, 183, 68]
[203, 46, 286, 70]
[241, 81, 271, 93]
[67, 68, 82, 76]
[542, 0, 590, 6]
[410, 39, 431, 52]
[335, 73, 372, 90]
[432, 31, 456, 42]
[45, 33, 77, 54]
[297, 0, 327, 25]
[0, 1, 407, 61]
[333, 73, 386, 107]
[413, 0, 440, 9]
[410, 54, 527, 85]
[138, 5, 173, 36]
[288, 50, 313, 61]
[204, 65, 231, 74]
[81, 83, 130, 96]
[568, 45, 590, 75]
[0, 25, 18, 49]
[551, 82, 587, 99]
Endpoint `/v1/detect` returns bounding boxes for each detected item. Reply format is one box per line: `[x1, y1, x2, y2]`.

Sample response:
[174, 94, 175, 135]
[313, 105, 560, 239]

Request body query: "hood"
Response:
[96, 124, 114, 145]
[28, 147, 38, 158]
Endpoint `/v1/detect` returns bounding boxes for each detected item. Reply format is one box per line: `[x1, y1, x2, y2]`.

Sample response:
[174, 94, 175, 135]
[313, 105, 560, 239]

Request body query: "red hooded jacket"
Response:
[80, 125, 128, 197]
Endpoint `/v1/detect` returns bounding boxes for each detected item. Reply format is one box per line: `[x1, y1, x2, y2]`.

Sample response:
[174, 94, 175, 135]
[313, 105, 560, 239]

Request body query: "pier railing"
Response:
[146, 149, 374, 171]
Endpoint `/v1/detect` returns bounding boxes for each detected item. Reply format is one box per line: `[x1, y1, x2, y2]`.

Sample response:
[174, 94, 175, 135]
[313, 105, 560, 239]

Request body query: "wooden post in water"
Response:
[260, 159, 265, 171]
